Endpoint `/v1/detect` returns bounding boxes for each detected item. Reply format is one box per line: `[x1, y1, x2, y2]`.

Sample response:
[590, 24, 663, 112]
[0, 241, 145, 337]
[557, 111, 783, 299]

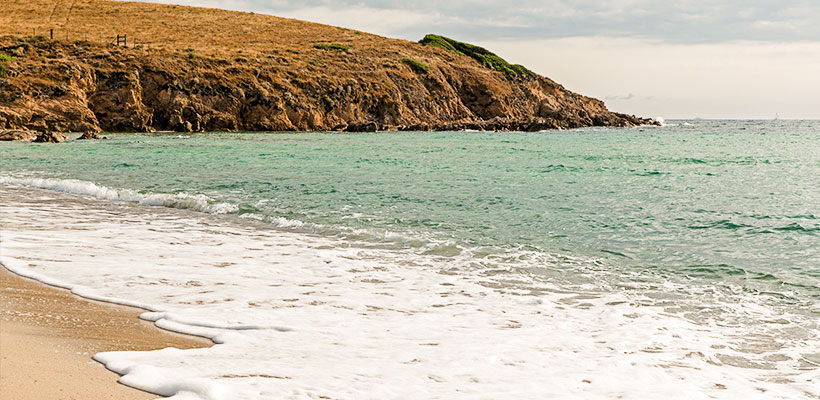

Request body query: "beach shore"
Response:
[0, 266, 210, 399]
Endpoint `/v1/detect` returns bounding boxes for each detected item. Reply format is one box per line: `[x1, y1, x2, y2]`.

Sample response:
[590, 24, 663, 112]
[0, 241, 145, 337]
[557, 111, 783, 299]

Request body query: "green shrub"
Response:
[401, 58, 429, 74]
[419, 34, 463, 54]
[313, 43, 349, 52]
[188, 52, 196, 59]
[419, 34, 532, 79]
[0, 53, 11, 77]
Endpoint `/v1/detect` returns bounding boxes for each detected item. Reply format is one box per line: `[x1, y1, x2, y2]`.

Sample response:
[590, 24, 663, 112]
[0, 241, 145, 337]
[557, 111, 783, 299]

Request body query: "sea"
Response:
[1, 120, 818, 399]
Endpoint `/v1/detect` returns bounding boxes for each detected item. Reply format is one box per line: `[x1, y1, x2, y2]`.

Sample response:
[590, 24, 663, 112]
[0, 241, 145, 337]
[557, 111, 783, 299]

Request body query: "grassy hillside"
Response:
[0, 0, 652, 133]
[1, 0, 462, 72]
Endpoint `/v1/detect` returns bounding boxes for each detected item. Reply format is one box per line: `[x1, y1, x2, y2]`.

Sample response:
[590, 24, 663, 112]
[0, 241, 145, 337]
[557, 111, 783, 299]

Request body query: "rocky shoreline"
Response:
[1, 4, 656, 140]
[0, 129, 104, 143]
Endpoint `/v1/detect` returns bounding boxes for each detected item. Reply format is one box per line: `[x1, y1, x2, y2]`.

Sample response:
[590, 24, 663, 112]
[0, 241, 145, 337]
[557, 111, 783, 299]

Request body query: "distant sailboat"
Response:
[774, 113, 779, 121]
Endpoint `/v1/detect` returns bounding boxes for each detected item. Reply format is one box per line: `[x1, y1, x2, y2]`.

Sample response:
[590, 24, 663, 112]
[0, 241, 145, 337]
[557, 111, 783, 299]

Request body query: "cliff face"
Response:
[0, 1, 654, 133]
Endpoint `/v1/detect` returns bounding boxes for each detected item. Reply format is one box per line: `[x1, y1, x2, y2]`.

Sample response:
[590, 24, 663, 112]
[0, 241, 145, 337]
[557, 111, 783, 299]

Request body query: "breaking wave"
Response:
[0, 176, 239, 215]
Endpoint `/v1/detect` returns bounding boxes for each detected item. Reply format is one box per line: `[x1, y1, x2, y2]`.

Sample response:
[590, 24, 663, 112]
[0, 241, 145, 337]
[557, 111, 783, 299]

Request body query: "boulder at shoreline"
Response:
[32, 132, 68, 143]
[0, 129, 38, 142]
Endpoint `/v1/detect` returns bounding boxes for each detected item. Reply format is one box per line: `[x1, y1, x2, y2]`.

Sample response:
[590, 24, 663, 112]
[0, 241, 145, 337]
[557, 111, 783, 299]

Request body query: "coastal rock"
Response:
[345, 121, 379, 132]
[32, 132, 68, 143]
[88, 69, 153, 132]
[77, 132, 104, 140]
[0, 2, 657, 134]
[0, 129, 37, 141]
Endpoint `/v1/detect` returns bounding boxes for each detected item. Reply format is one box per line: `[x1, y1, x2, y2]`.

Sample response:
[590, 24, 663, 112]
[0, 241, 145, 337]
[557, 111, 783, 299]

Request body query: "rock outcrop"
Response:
[0, 1, 656, 134]
[0, 129, 38, 141]
[32, 132, 68, 143]
[77, 132, 105, 140]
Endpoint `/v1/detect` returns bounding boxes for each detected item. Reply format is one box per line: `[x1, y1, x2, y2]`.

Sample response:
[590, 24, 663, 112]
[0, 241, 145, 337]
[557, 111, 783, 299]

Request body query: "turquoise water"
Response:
[3, 119, 819, 397]
[2, 120, 819, 306]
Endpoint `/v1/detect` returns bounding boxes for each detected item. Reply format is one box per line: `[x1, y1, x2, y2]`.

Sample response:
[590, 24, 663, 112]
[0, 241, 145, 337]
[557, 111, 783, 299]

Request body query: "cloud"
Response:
[131, 0, 820, 43]
[605, 93, 637, 101]
[125, 1, 820, 119]
[479, 37, 820, 119]
[270, 5, 467, 38]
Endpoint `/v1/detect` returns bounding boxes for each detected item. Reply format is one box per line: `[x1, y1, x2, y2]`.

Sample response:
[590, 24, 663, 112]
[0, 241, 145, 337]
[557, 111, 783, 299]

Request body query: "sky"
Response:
[136, 1, 820, 119]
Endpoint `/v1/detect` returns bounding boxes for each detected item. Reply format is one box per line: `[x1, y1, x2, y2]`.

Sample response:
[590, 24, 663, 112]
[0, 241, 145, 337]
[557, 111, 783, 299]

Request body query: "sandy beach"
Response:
[0, 266, 211, 399]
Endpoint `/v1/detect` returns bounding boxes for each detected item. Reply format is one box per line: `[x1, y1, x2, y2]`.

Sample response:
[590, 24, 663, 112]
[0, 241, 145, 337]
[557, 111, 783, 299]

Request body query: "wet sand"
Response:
[0, 266, 211, 399]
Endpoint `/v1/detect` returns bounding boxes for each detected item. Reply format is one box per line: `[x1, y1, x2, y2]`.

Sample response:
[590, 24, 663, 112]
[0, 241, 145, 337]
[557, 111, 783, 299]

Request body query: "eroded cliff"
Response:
[0, 1, 654, 134]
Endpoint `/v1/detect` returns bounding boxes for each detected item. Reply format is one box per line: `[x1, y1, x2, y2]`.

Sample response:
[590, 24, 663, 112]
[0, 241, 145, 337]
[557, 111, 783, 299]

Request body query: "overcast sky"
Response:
[137, 1, 820, 119]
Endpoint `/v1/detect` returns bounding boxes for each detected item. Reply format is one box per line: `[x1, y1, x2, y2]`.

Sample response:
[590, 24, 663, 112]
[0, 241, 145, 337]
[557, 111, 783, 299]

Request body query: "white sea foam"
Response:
[268, 216, 306, 228]
[1, 184, 817, 399]
[238, 213, 265, 221]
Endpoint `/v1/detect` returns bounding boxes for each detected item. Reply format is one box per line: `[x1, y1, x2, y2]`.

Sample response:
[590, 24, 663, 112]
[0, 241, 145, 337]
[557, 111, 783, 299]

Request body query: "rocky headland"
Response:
[0, 0, 655, 140]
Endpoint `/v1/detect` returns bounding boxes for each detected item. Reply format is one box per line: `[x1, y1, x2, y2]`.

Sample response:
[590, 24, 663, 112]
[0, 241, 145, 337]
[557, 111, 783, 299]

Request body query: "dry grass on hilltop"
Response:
[0, 0, 652, 134]
[1, 0, 443, 64]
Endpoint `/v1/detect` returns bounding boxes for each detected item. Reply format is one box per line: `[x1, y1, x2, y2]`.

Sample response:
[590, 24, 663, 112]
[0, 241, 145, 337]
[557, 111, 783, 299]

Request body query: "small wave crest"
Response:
[269, 216, 306, 228]
[0, 176, 238, 214]
[774, 222, 820, 234]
